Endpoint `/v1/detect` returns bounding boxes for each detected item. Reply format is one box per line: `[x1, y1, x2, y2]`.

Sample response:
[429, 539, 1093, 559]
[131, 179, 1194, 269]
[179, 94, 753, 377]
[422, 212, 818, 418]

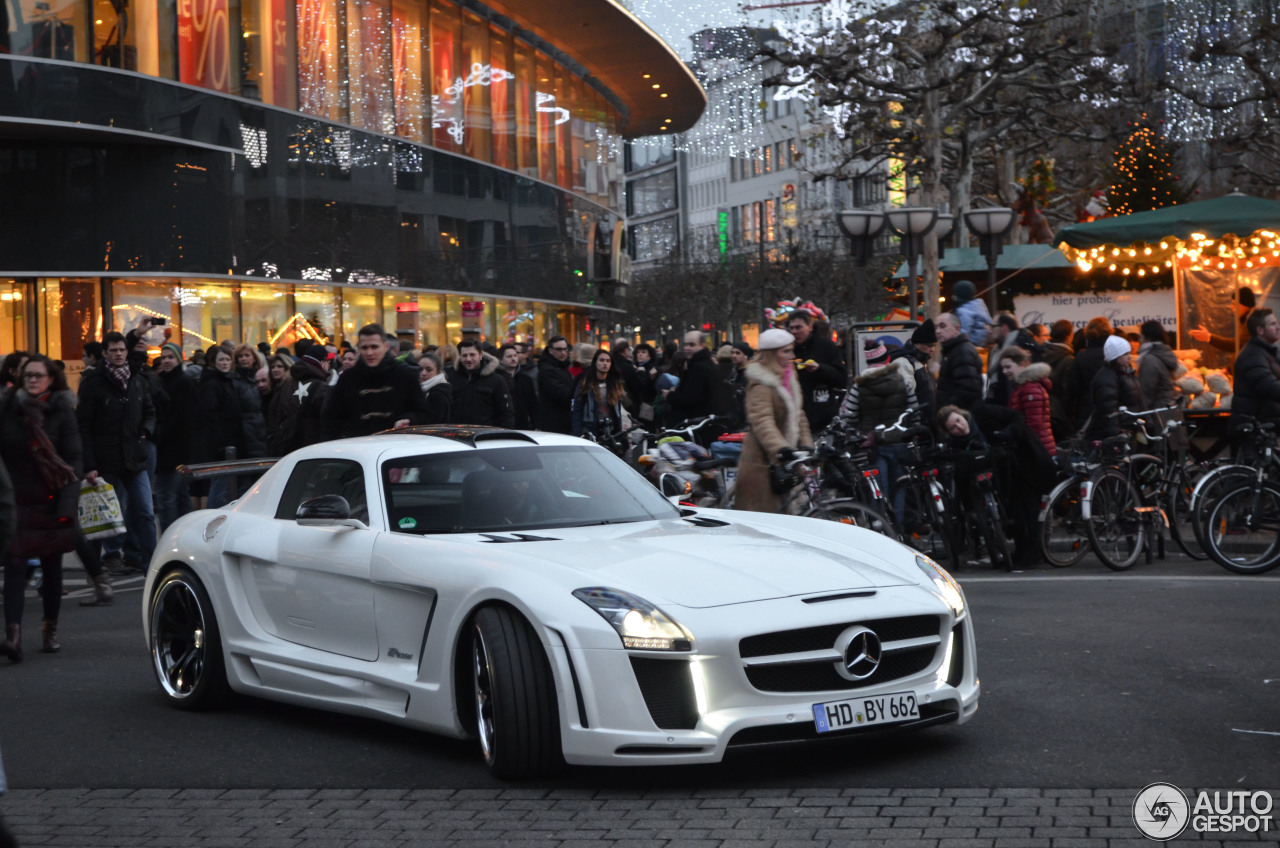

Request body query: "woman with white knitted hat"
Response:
[733, 328, 813, 513]
[1085, 334, 1141, 441]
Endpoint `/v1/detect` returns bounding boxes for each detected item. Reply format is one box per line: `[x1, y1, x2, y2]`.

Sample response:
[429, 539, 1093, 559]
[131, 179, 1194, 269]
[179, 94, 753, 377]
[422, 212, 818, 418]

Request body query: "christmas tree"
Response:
[1108, 121, 1192, 216]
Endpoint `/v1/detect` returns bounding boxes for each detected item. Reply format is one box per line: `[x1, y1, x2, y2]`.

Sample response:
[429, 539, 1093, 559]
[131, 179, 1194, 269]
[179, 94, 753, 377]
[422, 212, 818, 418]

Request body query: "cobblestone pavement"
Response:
[4, 787, 1276, 847]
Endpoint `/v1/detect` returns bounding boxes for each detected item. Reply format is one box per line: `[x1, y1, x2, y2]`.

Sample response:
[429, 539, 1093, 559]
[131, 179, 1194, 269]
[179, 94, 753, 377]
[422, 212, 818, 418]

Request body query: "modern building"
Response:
[0, 0, 704, 376]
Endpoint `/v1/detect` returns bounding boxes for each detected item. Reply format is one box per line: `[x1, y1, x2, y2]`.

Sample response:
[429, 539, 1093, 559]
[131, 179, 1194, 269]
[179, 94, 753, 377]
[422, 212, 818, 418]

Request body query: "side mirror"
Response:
[296, 495, 364, 529]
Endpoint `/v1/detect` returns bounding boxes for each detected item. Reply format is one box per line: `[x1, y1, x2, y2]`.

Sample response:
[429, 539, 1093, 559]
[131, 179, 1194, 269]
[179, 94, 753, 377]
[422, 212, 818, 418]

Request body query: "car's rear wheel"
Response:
[149, 568, 228, 710]
[471, 606, 563, 779]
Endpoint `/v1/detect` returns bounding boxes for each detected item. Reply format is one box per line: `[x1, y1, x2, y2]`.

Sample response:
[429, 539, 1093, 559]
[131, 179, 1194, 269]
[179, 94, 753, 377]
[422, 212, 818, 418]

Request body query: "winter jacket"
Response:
[571, 378, 625, 440]
[508, 367, 539, 429]
[667, 347, 723, 425]
[156, 366, 204, 470]
[200, 367, 268, 460]
[535, 350, 575, 434]
[1069, 339, 1108, 432]
[837, 357, 917, 434]
[450, 353, 515, 428]
[937, 334, 984, 411]
[734, 362, 813, 514]
[793, 332, 847, 432]
[955, 298, 992, 346]
[890, 343, 937, 435]
[1009, 362, 1056, 456]
[0, 389, 82, 557]
[1137, 341, 1179, 410]
[1231, 337, 1280, 426]
[77, 366, 157, 475]
[1041, 342, 1076, 441]
[322, 352, 430, 439]
[267, 356, 329, 456]
[420, 374, 452, 425]
[1087, 361, 1141, 440]
[985, 329, 1040, 407]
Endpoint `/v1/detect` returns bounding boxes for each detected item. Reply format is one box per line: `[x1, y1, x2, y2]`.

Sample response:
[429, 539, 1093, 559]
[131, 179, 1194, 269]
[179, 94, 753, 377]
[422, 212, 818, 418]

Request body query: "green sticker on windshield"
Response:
[398, 517, 417, 529]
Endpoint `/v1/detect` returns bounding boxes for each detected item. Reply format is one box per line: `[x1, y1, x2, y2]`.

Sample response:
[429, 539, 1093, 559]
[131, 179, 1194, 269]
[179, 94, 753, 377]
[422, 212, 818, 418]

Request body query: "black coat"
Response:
[0, 390, 82, 557]
[156, 366, 204, 470]
[77, 366, 157, 475]
[422, 378, 452, 425]
[667, 347, 722, 423]
[534, 350, 575, 434]
[1087, 361, 1141, 440]
[1041, 342, 1076, 440]
[322, 353, 430, 439]
[1069, 340, 1107, 430]
[793, 332, 847, 432]
[200, 367, 268, 460]
[450, 354, 515, 428]
[890, 343, 936, 434]
[500, 367, 539, 429]
[1232, 337, 1280, 425]
[937, 335, 984, 411]
[267, 357, 330, 455]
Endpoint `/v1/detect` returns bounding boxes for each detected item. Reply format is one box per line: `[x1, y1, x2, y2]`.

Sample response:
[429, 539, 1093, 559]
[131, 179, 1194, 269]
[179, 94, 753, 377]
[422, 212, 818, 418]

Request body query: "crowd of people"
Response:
[3, 285, 1276, 662]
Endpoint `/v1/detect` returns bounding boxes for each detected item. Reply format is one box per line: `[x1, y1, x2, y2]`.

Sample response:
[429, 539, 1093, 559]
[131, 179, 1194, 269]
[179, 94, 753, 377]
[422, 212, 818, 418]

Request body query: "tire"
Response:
[1190, 465, 1252, 557]
[471, 606, 564, 779]
[894, 475, 960, 571]
[977, 490, 1015, 570]
[1204, 484, 1280, 575]
[1039, 480, 1091, 567]
[1085, 468, 1145, 571]
[1165, 463, 1208, 560]
[806, 498, 899, 540]
[148, 568, 229, 711]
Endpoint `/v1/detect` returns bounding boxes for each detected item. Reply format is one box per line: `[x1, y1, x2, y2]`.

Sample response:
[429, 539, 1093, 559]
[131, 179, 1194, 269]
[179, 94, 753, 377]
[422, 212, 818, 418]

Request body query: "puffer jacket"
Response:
[1231, 337, 1280, 426]
[1009, 362, 1056, 456]
[1138, 341, 1179, 410]
[937, 334, 984, 411]
[0, 389, 82, 557]
[1087, 360, 1141, 440]
[450, 353, 515, 428]
[837, 357, 917, 434]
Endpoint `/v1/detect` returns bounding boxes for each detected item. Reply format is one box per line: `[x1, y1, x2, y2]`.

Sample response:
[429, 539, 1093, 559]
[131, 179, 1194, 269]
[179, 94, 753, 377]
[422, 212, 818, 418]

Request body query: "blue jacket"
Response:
[955, 298, 992, 346]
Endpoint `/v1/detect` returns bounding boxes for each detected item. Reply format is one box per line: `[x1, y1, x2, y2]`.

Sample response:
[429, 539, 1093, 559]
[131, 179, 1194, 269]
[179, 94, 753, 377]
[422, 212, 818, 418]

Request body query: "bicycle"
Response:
[1201, 421, 1280, 574]
[1188, 417, 1278, 557]
[1037, 443, 1094, 567]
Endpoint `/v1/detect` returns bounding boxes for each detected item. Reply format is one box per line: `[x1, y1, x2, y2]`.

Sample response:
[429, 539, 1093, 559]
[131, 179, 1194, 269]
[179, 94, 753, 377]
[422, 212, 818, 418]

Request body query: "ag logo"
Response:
[1133, 782, 1190, 841]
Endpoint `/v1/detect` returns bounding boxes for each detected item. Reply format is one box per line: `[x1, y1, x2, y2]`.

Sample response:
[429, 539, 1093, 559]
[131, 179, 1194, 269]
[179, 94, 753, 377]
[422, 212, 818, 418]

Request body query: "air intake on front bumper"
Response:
[630, 657, 699, 730]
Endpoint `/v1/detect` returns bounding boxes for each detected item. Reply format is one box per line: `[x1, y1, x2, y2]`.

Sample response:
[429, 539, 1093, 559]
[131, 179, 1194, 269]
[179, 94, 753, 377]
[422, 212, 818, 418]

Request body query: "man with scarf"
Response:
[78, 331, 157, 575]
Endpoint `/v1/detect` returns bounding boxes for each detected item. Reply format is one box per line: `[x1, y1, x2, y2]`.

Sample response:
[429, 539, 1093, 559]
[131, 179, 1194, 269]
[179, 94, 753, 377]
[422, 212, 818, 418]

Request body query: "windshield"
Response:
[382, 444, 680, 534]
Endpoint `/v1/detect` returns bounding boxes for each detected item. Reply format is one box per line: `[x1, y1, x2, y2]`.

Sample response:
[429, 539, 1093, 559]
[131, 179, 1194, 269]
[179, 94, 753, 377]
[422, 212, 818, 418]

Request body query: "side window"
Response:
[274, 459, 369, 523]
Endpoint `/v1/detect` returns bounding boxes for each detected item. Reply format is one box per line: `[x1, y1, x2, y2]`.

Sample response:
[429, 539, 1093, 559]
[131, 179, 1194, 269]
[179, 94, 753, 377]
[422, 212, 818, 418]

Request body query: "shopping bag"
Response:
[79, 479, 127, 540]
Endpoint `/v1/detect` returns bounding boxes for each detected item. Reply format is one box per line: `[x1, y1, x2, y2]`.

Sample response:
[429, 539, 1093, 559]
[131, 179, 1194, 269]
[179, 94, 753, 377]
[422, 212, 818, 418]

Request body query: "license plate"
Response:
[812, 691, 919, 733]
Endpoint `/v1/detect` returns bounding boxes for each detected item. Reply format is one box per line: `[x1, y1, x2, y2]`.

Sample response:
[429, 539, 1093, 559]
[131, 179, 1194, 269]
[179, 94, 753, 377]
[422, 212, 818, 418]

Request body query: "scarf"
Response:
[106, 361, 131, 392]
[17, 390, 78, 491]
[420, 373, 448, 393]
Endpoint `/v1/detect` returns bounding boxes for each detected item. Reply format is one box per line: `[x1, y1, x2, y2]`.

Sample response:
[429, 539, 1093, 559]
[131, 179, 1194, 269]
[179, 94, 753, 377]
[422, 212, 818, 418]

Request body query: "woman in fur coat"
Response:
[1000, 347, 1056, 456]
[734, 328, 813, 513]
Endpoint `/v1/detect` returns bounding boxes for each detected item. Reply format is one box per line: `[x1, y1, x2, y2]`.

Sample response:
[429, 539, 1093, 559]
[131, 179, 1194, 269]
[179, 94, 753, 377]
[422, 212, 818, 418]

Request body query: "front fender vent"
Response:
[630, 657, 699, 730]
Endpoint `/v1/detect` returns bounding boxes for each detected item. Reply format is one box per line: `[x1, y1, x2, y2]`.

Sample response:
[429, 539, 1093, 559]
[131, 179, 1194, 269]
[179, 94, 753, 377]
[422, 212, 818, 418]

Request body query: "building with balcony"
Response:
[0, 0, 704, 373]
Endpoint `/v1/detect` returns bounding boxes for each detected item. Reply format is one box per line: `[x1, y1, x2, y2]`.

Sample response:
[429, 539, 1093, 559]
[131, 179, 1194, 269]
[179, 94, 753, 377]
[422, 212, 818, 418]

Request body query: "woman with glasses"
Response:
[0, 355, 82, 661]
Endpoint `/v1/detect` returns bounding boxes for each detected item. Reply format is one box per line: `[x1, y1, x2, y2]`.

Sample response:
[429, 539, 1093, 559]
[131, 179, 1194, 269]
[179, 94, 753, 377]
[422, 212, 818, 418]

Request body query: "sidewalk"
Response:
[0, 787, 1247, 847]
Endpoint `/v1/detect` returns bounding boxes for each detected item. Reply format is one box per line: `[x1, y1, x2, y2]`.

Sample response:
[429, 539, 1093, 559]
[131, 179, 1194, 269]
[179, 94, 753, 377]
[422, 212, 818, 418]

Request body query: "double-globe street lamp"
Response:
[837, 207, 939, 321]
[964, 206, 1017, 313]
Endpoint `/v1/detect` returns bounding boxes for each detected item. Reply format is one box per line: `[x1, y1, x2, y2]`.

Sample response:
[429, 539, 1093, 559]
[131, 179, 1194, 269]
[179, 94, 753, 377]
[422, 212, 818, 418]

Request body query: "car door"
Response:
[241, 457, 380, 661]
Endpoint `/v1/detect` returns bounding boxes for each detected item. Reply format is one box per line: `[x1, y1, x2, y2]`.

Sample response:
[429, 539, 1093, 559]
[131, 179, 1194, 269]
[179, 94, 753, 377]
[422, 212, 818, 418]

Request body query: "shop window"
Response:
[391, 0, 424, 141]
[489, 24, 514, 171]
[513, 39, 536, 177]
[429, 0, 462, 152]
[417, 292, 445, 347]
[177, 283, 235, 354]
[174, 0, 228, 90]
[461, 11, 490, 162]
[341, 287, 380, 340]
[241, 283, 290, 349]
[347, 0, 394, 135]
[295, 285, 338, 345]
[297, 0, 346, 123]
[6, 0, 85, 62]
[240, 0, 296, 106]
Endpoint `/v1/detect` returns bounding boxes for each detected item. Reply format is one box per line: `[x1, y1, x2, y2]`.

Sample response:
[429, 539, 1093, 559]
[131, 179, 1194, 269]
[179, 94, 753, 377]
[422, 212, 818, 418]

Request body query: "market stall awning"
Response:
[892, 244, 1073, 278]
[1054, 193, 1280, 248]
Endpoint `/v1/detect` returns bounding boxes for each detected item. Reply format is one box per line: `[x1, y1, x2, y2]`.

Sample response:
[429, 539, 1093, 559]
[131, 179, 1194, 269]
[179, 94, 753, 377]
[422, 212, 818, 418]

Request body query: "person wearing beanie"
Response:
[722, 341, 753, 430]
[951, 279, 992, 346]
[1190, 285, 1257, 355]
[1086, 333, 1140, 440]
[891, 320, 939, 432]
[734, 328, 813, 513]
[1137, 320, 1179, 409]
[837, 339, 918, 522]
[268, 351, 331, 455]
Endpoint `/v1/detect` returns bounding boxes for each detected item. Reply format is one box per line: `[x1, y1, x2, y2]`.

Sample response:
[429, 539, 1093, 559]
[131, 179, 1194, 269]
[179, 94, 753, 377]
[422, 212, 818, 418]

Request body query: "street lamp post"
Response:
[964, 207, 1017, 314]
[835, 208, 888, 267]
[886, 207, 938, 322]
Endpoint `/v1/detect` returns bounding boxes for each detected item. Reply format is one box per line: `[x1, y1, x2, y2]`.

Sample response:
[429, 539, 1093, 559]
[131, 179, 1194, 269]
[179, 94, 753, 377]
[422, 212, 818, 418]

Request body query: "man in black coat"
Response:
[452, 340, 515, 428]
[935, 313, 984, 411]
[497, 344, 538, 429]
[321, 323, 429, 439]
[1068, 317, 1113, 433]
[667, 331, 723, 426]
[535, 335, 575, 434]
[1041, 319, 1077, 443]
[1231, 307, 1280, 429]
[786, 312, 847, 432]
[154, 343, 203, 531]
[78, 331, 158, 573]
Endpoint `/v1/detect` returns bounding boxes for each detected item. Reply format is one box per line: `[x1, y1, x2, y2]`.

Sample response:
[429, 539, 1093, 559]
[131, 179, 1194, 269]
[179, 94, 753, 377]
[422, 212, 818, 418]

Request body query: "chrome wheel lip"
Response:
[149, 577, 206, 701]
[473, 627, 495, 761]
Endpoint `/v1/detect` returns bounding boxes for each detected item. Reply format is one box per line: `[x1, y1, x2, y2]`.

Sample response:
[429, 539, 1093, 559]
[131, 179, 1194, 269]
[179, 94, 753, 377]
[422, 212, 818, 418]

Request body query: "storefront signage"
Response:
[178, 0, 231, 92]
[1013, 288, 1177, 332]
[461, 301, 485, 318]
[717, 209, 729, 258]
[395, 302, 420, 313]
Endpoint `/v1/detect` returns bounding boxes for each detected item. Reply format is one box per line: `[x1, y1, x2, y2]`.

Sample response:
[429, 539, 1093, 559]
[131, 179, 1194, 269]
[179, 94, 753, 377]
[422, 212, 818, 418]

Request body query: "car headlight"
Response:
[916, 554, 965, 618]
[572, 587, 693, 651]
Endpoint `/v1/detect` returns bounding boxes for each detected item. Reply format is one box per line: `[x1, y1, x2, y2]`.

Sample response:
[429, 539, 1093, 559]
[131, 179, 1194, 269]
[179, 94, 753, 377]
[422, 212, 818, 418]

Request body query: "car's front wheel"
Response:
[471, 606, 563, 779]
[149, 568, 228, 710]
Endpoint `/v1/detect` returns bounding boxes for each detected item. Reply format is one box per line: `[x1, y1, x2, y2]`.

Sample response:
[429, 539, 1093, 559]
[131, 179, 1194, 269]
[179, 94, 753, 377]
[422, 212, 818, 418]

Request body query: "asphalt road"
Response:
[2, 556, 1277, 793]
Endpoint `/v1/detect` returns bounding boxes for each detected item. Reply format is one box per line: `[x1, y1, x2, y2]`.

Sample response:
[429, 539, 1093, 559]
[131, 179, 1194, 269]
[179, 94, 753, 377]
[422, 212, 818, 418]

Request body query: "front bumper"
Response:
[547, 586, 980, 767]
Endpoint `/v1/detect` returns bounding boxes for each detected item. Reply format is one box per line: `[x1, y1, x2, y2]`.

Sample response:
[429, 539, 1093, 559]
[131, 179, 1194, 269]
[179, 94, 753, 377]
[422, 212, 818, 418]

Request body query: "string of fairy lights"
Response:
[1109, 124, 1183, 217]
[1062, 231, 1280, 276]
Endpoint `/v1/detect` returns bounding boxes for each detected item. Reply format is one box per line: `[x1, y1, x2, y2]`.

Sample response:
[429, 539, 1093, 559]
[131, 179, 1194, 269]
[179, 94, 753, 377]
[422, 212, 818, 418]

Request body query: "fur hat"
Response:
[757, 328, 795, 351]
[911, 319, 937, 344]
[1103, 335, 1130, 362]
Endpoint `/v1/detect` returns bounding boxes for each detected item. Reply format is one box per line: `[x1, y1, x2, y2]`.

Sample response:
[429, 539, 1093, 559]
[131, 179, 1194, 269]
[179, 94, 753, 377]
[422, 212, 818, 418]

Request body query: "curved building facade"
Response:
[0, 0, 702, 365]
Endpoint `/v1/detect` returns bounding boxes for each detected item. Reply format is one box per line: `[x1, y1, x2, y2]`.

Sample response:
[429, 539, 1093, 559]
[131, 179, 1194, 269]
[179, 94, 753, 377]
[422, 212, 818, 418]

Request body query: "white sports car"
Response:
[144, 426, 979, 778]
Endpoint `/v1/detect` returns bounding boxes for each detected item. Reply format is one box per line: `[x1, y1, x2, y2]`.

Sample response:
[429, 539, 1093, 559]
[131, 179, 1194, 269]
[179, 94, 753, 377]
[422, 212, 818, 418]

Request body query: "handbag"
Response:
[79, 479, 127, 540]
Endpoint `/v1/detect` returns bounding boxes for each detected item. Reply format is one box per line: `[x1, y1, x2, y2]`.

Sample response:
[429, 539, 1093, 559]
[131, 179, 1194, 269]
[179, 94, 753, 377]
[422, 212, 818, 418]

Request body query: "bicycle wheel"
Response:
[894, 476, 960, 572]
[1085, 468, 1145, 571]
[1039, 480, 1091, 567]
[977, 490, 1015, 570]
[1190, 465, 1253, 556]
[805, 498, 899, 540]
[1204, 483, 1280, 574]
[1165, 463, 1208, 560]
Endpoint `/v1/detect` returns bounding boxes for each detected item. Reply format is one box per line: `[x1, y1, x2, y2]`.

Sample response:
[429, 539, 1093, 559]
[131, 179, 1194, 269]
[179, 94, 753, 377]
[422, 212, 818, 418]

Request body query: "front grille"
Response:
[630, 657, 699, 730]
[744, 645, 937, 693]
[739, 615, 942, 659]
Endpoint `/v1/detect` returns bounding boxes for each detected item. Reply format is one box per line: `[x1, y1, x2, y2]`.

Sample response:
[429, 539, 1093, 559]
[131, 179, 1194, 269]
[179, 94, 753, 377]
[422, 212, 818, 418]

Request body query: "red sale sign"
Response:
[178, 0, 231, 92]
